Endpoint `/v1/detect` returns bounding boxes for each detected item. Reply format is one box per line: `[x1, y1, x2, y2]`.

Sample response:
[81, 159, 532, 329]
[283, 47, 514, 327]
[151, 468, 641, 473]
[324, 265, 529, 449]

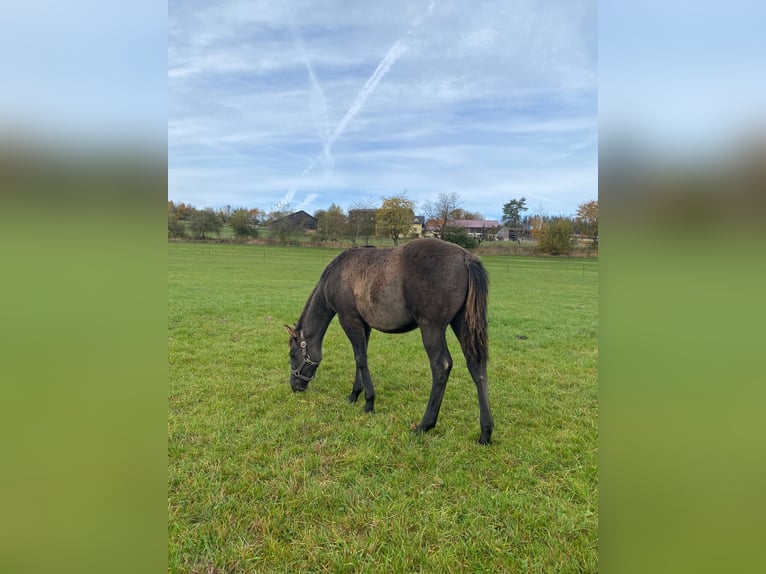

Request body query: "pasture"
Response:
[168, 242, 598, 573]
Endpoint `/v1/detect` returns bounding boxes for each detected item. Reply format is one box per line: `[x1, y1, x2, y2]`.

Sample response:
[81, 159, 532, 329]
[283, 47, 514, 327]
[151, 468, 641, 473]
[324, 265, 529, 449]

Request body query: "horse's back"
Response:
[326, 239, 475, 331]
[398, 239, 472, 322]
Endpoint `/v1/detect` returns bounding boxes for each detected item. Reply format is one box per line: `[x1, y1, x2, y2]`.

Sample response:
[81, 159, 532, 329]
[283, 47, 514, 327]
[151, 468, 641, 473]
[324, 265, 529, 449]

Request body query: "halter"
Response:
[292, 340, 319, 383]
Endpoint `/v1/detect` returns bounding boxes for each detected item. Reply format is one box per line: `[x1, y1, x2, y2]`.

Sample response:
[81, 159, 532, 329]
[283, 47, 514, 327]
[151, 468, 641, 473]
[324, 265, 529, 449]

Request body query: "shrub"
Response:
[442, 227, 478, 249]
[229, 209, 257, 239]
[539, 218, 573, 255]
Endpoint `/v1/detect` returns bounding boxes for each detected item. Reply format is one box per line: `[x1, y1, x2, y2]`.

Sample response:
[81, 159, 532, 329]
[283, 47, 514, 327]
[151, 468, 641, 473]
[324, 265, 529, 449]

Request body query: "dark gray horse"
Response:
[285, 238, 493, 444]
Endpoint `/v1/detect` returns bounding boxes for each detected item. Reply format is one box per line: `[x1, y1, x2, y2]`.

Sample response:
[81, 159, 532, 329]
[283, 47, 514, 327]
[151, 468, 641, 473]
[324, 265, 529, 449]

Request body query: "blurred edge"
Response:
[600, 132, 766, 574]
[600, 1, 766, 572]
[0, 2, 167, 574]
[0, 139, 168, 574]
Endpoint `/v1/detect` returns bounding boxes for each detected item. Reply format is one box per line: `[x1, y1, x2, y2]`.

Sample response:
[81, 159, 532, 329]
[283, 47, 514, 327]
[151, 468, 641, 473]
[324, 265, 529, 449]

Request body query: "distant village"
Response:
[168, 193, 598, 254]
[271, 210, 504, 241]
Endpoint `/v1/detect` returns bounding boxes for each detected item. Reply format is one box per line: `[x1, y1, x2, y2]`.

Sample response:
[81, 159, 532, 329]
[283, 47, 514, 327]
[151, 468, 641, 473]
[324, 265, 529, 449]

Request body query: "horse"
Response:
[284, 238, 494, 444]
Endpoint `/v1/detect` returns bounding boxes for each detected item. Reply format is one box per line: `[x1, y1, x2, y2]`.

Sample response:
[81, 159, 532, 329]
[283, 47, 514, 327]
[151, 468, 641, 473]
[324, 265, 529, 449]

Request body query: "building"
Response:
[411, 216, 425, 237]
[271, 210, 318, 231]
[450, 219, 500, 236]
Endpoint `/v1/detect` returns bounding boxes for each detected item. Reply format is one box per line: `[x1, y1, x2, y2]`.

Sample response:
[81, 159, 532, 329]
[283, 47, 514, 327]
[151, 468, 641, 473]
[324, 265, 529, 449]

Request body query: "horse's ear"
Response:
[284, 324, 297, 339]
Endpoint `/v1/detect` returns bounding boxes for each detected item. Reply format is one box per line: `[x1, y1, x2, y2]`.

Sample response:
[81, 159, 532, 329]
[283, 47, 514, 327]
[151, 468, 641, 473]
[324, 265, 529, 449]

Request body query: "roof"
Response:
[271, 210, 318, 230]
[450, 219, 501, 228]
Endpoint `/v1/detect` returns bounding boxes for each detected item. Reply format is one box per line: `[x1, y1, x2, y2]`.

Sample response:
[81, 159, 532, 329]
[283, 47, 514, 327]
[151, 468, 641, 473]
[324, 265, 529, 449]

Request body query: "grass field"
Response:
[168, 242, 598, 573]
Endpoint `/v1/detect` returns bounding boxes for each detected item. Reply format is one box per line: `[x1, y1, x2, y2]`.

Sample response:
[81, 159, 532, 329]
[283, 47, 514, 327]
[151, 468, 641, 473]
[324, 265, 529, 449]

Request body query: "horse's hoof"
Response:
[364, 402, 374, 413]
[412, 424, 431, 435]
[478, 434, 492, 445]
[347, 393, 359, 404]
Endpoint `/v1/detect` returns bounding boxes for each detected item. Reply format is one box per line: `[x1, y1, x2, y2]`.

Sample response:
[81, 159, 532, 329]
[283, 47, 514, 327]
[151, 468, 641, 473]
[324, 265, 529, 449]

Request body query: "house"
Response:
[450, 219, 501, 237]
[423, 218, 500, 238]
[423, 218, 440, 237]
[270, 210, 318, 231]
[411, 215, 425, 237]
[496, 226, 522, 241]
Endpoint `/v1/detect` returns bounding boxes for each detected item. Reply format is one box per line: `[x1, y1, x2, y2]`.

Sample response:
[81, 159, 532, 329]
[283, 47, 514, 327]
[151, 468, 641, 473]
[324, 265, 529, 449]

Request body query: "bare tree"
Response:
[423, 192, 460, 237]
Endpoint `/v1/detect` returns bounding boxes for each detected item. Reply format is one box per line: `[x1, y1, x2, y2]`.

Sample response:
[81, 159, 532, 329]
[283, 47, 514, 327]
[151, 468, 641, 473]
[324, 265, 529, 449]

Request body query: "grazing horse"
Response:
[285, 238, 493, 444]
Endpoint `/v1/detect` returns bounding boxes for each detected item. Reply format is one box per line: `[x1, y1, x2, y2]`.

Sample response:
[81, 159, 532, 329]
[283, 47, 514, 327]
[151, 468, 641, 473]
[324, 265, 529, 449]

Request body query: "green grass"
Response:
[168, 242, 598, 573]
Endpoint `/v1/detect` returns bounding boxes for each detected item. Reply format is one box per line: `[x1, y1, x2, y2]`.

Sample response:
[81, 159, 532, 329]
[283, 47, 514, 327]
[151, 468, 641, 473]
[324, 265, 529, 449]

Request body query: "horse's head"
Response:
[284, 324, 321, 392]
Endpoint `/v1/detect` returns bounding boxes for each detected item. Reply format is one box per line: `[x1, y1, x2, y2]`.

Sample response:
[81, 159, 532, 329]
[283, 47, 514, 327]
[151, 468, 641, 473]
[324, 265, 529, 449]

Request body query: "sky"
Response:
[169, 0, 597, 220]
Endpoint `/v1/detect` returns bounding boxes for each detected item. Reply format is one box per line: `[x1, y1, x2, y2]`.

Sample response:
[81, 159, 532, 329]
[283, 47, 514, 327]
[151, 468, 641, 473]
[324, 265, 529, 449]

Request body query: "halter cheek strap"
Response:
[292, 340, 319, 382]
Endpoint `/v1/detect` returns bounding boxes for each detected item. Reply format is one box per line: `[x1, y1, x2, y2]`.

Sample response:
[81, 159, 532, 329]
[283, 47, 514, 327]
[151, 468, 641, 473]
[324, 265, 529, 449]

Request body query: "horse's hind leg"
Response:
[414, 327, 453, 435]
[451, 314, 494, 444]
[466, 360, 493, 445]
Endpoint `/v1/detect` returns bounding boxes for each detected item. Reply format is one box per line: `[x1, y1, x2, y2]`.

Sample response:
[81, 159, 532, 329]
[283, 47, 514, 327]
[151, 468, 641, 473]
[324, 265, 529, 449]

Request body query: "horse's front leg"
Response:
[356, 357, 375, 413]
[340, 318, 375, 412]
[347, 323, 370, 404]
[347, 372, 363, 404]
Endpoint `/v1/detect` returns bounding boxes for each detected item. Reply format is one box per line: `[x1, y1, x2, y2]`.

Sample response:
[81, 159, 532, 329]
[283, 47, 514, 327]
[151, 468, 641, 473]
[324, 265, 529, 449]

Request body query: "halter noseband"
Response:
[292, 340, 319, 383]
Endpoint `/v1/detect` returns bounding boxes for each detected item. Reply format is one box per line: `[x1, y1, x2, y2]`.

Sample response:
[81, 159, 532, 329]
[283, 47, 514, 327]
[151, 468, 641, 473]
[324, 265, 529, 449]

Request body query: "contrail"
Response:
[299, 36, 409, 180]
[292, 0, 438, 192]
[306, 59, 332, 153]
[328, 37, 408, 147]
[327, 0, 437, 148]
[291, 18, 333, 173]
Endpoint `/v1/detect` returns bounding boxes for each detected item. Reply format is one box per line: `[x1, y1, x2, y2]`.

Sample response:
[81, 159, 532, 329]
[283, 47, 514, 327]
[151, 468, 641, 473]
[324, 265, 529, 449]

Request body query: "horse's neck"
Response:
[298, 283, 335, 343]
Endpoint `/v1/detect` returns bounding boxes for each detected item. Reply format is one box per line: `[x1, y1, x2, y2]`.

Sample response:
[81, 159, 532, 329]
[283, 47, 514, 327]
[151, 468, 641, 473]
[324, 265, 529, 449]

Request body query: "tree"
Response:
[314, 204, 347, 242]
[451, 208, 483, 221]
[189, 208, 223, 239]
[174, 202, 195, 221]
[168, 212, 186, 237]
[229, 208, 258, 239]
[247, 208, 266, 226]
[423, 192, 460, 237]
[501, 197, 528, 227]
[348, 199, 377, 245]
[539, 217, 573, 255]
[377, 193, 415, 245]
[575, 199, 598, 248]
[217, 205, 233, 224]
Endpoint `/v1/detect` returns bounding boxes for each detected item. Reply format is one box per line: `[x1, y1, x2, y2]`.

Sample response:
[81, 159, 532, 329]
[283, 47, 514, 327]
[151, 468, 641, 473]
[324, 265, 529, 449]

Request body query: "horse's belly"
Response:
[355, 284, 414, 332]
[364, 307, 416, 333]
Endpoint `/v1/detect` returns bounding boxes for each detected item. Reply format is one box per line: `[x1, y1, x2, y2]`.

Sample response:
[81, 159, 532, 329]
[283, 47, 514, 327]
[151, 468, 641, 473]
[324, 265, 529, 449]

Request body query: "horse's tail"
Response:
[463, 254, 489, 365]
